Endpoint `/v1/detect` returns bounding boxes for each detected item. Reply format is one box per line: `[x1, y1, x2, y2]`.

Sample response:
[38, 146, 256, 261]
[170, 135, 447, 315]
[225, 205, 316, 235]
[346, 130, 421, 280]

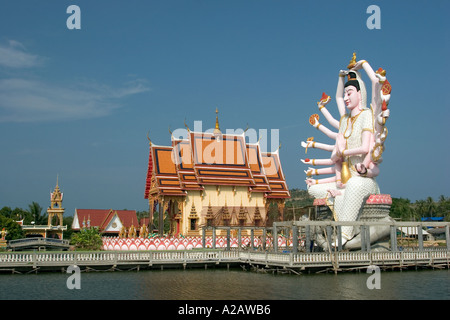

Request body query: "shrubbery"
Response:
[70, 227, 103, 250]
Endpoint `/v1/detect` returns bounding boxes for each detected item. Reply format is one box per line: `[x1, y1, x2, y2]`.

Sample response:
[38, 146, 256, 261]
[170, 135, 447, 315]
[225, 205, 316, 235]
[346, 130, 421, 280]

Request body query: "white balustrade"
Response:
[0, 248, 448, 270]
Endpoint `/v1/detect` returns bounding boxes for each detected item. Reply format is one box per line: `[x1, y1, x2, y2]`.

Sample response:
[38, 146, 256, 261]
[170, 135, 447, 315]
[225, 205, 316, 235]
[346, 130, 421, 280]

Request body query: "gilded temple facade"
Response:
[144, 111, 290, 236]
[21, 177, 67, 239]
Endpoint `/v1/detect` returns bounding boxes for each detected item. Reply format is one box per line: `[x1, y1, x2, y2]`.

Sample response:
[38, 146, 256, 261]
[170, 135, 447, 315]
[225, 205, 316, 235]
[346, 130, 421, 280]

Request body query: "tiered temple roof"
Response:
[144, 121, 290, 200]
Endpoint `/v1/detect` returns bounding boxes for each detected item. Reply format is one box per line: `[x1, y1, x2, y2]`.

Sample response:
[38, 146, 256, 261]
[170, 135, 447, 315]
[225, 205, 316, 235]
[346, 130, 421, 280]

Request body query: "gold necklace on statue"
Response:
[343, 111, 362, 139]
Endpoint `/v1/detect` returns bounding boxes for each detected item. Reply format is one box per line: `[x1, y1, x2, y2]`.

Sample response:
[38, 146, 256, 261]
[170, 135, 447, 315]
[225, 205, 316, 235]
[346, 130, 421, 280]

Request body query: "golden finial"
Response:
[214, 108, 221, 136]
[146, 130, 152, 146]
[184, 118, 191, 132]
[276, 142, 282, 152]
[215, 108, 220, 130]
[347, 52, 357, 69]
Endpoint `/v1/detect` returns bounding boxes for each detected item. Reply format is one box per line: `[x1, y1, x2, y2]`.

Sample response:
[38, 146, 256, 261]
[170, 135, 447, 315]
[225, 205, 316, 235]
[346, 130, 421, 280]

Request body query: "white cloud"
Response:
[0, 40, 44, 68]
[0, 40, 151, 123]
[0, 78, 150, 123]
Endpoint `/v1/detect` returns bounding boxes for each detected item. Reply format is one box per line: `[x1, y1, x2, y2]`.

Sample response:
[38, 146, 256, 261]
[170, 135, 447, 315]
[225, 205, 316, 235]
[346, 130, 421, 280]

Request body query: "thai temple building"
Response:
[72, 209, 147, 238]
[144, 110, 290, 237]
[21, 177, 67, 239]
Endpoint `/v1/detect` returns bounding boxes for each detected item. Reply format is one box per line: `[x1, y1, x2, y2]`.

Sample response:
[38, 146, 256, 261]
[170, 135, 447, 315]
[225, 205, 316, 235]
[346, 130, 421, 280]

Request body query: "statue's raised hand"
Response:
[339, 70, 349, 77]
[352, 60, 367, 71]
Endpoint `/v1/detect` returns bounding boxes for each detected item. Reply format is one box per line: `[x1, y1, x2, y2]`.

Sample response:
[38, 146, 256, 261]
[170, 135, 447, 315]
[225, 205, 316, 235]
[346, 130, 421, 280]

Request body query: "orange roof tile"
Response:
[261, 151, 290, 198]
[145, 127, 289, 199]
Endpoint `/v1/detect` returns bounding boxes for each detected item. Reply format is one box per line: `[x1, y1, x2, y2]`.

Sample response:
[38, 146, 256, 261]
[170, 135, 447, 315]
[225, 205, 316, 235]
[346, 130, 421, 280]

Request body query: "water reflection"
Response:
[0, 268, 448, 300]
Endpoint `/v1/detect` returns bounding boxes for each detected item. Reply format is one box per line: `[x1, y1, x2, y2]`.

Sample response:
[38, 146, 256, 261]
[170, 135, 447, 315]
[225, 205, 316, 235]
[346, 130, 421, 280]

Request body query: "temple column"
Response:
[149, 198, 155, 232]
[158, 203, 163, 236]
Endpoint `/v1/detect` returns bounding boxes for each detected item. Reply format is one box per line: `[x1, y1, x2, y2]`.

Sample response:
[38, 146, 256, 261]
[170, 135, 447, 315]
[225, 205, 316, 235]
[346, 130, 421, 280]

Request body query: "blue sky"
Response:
[0, 0, 449, 216]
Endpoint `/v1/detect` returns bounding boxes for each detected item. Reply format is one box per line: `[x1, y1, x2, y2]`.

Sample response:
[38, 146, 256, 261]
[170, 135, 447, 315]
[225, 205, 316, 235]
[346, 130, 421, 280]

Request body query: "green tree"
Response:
[425, 197, 436, 218]
[0, 207, 13, 219]
[436, 195, 449, 218]
[63, 216, 74, 239]
[414, 199, 426, 219]
[0, 215, 25, 240]
[27, 202, 47, 225]
[390, 198, 416, 220]
[70, 227, 103, 250]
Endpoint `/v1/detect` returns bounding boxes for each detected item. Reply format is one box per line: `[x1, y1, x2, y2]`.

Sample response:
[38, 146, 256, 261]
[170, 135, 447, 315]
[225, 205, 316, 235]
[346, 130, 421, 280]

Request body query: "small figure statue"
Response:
[1, 228, 8, 240]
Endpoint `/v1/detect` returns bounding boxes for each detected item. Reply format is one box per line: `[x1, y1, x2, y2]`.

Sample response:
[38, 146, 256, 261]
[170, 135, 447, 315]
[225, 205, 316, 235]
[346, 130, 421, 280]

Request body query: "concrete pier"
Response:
[1, 220, 448, 274]
[0, 247, 448, 274]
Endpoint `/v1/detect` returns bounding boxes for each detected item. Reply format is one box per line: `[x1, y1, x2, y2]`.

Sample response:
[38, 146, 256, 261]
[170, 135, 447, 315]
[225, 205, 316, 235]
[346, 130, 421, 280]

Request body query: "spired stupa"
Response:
[144, 110, 290, 236]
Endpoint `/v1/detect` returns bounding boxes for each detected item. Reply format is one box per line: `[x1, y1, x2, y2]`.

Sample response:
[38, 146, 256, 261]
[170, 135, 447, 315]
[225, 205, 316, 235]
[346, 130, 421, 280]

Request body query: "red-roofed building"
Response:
[145, 110, 290, 237]
[72, 209, 143, 237]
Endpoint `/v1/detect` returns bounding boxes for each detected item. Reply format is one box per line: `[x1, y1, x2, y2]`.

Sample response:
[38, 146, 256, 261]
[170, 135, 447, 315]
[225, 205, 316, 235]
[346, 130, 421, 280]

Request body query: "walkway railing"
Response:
[9, 237, 70, 245]
[8, 237, 70, 250]
[1, 249, 448, 272]
[273, 220, 450, 253]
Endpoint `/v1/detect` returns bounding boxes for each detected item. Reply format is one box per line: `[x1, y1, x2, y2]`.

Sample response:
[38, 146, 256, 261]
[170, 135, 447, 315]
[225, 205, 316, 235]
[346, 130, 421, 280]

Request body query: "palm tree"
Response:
[414, 199, 426, 219]
[425, 197, 436, 218]
[27, 202, 47, 225]
[437, 195, 449, 218]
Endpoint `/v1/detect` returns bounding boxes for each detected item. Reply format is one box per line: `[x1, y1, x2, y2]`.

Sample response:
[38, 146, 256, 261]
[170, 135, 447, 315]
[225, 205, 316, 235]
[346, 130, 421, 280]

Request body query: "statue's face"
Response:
[344, 85, 361, 110]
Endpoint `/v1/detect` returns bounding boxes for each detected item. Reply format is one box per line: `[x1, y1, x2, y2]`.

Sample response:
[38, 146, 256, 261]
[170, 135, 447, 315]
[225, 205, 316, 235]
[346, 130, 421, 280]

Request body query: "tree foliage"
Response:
[70, 227, 103, 250]
[0, 215, 25, 240]
[27, 201, 47, 225]
[375, 195, 449, 221]
[285, 190, 449, 222]
[0, 206, 30, 223]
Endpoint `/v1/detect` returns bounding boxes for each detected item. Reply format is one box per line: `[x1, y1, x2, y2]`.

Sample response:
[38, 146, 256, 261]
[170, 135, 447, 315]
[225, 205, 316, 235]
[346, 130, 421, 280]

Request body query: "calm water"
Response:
[0, 268, 448, 300]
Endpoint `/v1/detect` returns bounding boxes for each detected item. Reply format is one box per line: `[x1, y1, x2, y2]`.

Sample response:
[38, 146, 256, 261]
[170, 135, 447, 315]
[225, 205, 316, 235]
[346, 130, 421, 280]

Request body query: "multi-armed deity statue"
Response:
[301, 53, 392, 249]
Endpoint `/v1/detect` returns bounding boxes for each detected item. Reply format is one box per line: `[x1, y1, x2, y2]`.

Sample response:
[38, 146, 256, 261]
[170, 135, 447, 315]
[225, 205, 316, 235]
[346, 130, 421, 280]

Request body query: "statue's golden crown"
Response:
[347, 52, 357, 69]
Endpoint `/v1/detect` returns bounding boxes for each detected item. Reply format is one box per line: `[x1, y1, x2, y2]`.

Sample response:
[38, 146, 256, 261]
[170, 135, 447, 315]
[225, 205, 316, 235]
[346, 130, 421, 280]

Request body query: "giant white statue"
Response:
[301, 53, 392, 249]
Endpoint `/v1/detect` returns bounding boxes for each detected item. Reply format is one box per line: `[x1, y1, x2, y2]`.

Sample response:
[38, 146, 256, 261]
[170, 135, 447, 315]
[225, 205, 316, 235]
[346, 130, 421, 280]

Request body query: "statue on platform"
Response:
[140, 224, 149, 239]
[119, 225, 127, 238]
[1, 228, 7, 240]
[301, 53, 392, 249]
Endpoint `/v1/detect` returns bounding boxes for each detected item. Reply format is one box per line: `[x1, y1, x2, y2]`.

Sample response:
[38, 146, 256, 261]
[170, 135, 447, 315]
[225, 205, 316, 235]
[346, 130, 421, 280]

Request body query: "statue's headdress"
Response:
[344, 53, 367, 109]
[344, 72, 360, 91]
